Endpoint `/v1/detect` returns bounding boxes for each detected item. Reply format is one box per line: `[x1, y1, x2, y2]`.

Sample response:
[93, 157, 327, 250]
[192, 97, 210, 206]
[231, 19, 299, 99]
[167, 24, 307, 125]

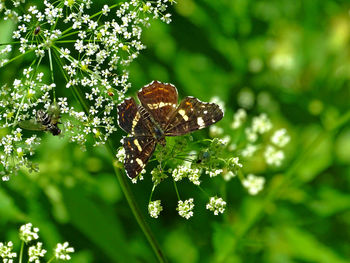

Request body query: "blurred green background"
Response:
[1, 0, 350, 262]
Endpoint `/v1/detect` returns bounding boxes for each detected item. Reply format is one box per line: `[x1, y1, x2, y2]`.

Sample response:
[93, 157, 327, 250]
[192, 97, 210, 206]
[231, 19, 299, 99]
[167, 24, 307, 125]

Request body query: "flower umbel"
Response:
[55, 242, 75, 261]
[177, 198, 195, 219]
[19, 223, 39, 243]
[242, 174, 265, 195]
[206, 197, 227, 215]
[148, 200, 163, 218]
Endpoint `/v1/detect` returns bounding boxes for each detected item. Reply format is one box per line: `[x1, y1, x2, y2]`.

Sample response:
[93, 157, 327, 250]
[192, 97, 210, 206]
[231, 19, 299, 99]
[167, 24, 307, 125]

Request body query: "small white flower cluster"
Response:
[0, 128, 41, 180]
[231, 108, 247, 129]
[172, 165, 201, 185]
[246, 113, 272, 142]
[0, 241, 17, 262]
[177, 198, 194, 220]
[264, 128, 290, 166]
[55, 242, 75, 261]
[271, 128, 290, 147]
[1, 223, 74, 262]
[242, 174, 265, 195]
[19, 223, 39, 243]
[28, 242, 47, 262]
[116, 147, 126, 163]
[148, 200, 163, 218]
[206, 197, 226, 215]
[205, 169, 223, 178]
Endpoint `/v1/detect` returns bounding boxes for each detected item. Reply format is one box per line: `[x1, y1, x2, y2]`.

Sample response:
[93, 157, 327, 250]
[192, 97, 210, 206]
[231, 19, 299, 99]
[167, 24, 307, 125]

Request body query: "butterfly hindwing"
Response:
[122, 136, 157, 178]
[165, 96, 223, 136]
[137, 81, 178, 129]
[117, 97, 153, 136]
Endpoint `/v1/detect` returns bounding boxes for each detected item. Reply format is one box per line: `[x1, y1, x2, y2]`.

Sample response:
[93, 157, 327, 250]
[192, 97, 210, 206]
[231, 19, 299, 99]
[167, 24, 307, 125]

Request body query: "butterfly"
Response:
[117, 80, 224, 179]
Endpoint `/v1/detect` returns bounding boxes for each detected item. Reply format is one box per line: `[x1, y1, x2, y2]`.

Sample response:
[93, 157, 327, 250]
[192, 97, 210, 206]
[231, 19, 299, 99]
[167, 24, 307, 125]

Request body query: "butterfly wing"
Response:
[18, 119, 46, 131]
[117, 97, 153, 136]
[122, 136, 156, 178]
[137, 81, 178, 129]
[165, 96, 223, 136]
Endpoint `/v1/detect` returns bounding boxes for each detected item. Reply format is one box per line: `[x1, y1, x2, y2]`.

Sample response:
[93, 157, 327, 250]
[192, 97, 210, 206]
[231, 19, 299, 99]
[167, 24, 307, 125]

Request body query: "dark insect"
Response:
[34, 26, 41, 35]
[19, 103, 61, 136]
[117, 80, 224, 179]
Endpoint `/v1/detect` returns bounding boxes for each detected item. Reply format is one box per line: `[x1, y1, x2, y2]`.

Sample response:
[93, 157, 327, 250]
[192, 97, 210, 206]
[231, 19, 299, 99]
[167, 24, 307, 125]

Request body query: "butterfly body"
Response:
[117, 81, 223, 179]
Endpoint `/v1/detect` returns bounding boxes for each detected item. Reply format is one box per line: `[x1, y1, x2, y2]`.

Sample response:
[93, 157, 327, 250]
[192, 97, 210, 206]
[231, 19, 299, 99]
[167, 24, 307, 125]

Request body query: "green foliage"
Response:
[1, 0, 350, 262]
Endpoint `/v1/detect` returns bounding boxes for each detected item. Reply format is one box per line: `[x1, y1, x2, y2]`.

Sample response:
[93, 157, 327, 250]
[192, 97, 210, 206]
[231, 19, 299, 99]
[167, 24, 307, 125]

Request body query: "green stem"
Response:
[173, 180, 181, 200]
[19, 241, 24, 263]
[106, 141, 167, 263]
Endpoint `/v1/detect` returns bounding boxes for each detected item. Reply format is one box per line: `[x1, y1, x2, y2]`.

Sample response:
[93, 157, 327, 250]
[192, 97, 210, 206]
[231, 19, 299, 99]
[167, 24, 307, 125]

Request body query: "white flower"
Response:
[264, 145, 284, 166]
[209, 125, 223, 137]
[0, 241, 17, 260]
[28, 242, 47, 262]
[55, 242, 74, 260]
[271, 128, 290, 147]
[228, 157, 243, 168]
[177, 198, 194, 219]
[245, 127, 258, 142]
[19, 223, 39, 243]
[205, 169, 223, 178]
[252, 113, 272, 134]
[172, 165, 200, 185]
[148, 200, 163, 218]
[237, 89, 255, 109]
[231, 108, 247, 129]
[241, 144, 258, 157]
[206, 197, 226, 215]
[242, 174, 265, 195]
[223, 171, 236, 181]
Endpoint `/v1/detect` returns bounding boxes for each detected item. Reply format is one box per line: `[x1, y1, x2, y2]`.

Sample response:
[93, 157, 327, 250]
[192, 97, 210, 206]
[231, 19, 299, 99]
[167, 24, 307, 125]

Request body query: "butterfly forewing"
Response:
[165, 97, 223, 136]
[122, 136, 156, 178]
[137, 81, 178, 129]
[117, 97, 153, 136]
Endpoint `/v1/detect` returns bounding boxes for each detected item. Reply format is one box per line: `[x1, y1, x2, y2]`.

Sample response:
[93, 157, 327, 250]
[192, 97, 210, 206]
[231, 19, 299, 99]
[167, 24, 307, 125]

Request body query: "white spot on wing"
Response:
[178, 109, 189, 121]
[131, 112, 141, 134]
[197, 117, 205, 128]
[136, 158, 144, 167]
[134, 139, 142, 152]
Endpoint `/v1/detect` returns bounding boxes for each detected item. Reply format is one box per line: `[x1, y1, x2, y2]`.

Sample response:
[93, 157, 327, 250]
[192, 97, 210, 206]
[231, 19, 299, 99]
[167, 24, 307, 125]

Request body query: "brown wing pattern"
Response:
[122, 136, 156, 178]
[137, 80, 178, 129]
[165, 96, 224, 136]
[117, 97, 152, 136]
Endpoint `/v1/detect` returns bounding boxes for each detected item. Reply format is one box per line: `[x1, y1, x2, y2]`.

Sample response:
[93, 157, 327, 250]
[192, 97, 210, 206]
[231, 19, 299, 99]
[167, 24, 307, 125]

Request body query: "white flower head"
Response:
[28, 242, 47, 262]
[55, 242, 74, 261]
[209, 125, 224, 137]
[231, 108, 247, 129]
[223, 171, 236, 181]
[206, 197, 226, 215]
[116, 147, 125, 163]
[271, 128, 290, 148]
[19, 223, 40, 243]
[264, 145, 284, 166]
[242, 174, 265, 195]
[0, 241, 17, 260]
[177, 198, 194, 219]
[172, 165, 200, 185]
[148, 200, 163, 218]
[252, 113, 272, 134]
